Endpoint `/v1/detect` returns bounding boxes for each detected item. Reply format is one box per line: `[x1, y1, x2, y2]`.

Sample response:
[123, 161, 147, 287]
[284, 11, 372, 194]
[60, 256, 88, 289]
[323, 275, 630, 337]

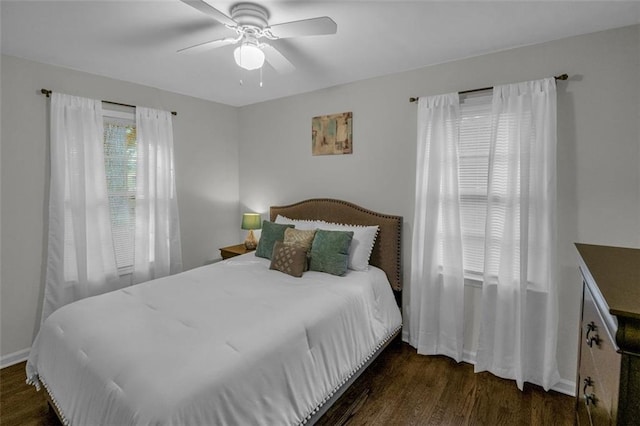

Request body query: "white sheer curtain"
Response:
[42, 93, 121, 322]
[408, 93, 466, 362]
[474, 78, 560, 390]
[133, 107, 182, 283]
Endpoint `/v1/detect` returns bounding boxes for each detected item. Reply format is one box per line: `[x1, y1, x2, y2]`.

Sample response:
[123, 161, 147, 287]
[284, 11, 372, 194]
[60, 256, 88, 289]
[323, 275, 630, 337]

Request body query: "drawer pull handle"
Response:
[585, 321, 596, 336]
[583, 376, 596, 406]
[584, 393, 596, 406]
[585, 322, 600, 347]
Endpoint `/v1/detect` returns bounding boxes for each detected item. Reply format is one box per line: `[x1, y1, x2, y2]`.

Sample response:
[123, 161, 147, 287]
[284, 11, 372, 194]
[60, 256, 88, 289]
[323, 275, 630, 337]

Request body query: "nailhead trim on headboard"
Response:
[270, 198, 402, 291]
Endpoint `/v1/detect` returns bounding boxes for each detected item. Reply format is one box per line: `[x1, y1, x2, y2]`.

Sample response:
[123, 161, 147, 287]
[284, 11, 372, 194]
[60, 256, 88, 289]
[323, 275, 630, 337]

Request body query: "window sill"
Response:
[463, 270, 483, 288]
[118, 265, 133, 276]
[464, 276, 483, 288]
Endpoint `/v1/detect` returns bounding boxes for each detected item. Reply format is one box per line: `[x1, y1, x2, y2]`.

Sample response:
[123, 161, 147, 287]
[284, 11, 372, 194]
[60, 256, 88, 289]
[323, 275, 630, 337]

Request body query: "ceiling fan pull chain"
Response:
[260, 67, 263, 88]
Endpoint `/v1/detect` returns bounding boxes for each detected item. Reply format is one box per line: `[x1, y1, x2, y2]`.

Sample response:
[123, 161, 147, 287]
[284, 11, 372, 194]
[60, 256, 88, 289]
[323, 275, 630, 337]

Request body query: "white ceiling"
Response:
[2, 1, 639, 107]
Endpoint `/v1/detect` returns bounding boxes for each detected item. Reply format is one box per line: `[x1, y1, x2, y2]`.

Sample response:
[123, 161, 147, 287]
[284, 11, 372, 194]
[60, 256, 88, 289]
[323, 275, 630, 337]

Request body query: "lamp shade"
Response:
[241, 213, 262, 230]
[234, 43, 265, 70]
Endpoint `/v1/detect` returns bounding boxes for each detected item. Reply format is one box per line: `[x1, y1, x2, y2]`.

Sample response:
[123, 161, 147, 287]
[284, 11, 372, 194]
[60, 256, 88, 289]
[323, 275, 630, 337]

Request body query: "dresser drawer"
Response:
[576, 244, 640, 426]
[577, 341, 611, 425]
[578, 284, 621, 425]
[580, 282, 621, 424]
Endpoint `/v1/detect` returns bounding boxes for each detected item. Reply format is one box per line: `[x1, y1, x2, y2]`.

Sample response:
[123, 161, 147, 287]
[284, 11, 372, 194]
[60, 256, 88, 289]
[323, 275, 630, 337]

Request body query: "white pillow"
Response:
[318, 222, 379, 271]
[274, 215, 323, 231]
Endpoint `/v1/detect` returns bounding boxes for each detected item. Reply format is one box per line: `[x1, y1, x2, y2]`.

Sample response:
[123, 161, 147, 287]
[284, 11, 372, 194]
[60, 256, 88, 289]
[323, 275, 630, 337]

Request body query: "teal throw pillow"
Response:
[255, 221, 294, 259]
[309, 230, 354, 276]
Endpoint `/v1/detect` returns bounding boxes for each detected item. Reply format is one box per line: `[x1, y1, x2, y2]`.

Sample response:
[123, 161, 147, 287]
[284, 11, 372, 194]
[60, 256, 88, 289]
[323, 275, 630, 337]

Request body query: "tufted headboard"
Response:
[270, 198, 402, 291]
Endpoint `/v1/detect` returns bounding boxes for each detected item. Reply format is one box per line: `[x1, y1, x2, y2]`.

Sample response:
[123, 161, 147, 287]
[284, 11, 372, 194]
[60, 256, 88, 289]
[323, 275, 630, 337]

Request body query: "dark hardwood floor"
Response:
[1, 342, 575, 425]
[320, 341, 575, 425]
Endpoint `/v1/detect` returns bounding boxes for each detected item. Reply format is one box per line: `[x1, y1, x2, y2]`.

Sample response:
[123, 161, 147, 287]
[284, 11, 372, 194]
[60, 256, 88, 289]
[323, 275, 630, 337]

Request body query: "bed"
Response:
[26, 198, 403, 425]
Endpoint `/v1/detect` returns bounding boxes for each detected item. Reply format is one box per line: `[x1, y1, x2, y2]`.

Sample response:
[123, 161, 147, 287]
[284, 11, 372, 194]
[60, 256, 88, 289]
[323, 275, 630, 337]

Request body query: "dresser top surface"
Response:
[576, 243, 640, 319]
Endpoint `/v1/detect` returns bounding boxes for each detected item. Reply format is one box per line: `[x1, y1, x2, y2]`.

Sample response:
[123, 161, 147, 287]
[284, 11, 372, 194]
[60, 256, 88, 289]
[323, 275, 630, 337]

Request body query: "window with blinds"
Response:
[458, 92, 492, 278]
[103, 111, 137, 271]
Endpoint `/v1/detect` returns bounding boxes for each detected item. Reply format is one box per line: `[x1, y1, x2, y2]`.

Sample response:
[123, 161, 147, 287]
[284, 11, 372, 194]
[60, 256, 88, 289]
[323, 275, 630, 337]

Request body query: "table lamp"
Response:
[241, 213, 261, 250]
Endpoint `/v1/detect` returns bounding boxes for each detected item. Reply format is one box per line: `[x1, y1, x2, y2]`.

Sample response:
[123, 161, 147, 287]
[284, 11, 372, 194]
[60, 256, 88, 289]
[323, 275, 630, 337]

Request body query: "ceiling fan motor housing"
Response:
[231, 3, 269, 31]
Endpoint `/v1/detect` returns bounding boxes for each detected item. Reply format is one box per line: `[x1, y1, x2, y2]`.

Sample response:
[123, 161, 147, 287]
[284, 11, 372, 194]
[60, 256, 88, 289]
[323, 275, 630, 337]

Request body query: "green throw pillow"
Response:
[255, 221, 294, 259]
[309, 229, 354, 276]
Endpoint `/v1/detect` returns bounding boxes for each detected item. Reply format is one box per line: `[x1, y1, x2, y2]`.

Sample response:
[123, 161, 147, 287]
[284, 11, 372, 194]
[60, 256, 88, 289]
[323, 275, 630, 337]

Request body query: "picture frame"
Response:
[312, 111, 352, 156]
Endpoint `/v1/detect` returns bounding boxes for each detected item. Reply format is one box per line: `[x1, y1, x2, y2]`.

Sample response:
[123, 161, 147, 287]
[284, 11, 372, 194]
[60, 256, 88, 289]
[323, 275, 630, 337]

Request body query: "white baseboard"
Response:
[551, 378, 576, 396]
[1, 348, 30, 369]
[462, 349, 477, 364]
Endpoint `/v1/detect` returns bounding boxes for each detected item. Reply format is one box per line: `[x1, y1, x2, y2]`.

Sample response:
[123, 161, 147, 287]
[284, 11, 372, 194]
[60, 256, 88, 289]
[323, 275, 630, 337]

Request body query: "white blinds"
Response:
[103, 114, 137, 270]
[458, 92, 492, 276]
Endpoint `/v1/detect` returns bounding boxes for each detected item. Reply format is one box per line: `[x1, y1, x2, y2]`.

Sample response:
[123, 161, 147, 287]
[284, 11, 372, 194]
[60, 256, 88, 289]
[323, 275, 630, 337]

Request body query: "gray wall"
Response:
[238, 25, 640, 389]
[1, 24, 638, 390]
[0, 55, 240, 358]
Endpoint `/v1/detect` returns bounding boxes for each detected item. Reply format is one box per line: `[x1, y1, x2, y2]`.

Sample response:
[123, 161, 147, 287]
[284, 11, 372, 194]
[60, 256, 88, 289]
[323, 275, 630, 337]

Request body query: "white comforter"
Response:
[27, 253, 402, 425]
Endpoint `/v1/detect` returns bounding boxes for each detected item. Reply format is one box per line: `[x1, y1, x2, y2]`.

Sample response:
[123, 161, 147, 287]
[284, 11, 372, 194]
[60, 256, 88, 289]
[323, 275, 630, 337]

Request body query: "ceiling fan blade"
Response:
[263, 44, 295, 74]
[177, 37, 238, 54]
[180, 0, 237, 27]
[268, 17, 337, 39]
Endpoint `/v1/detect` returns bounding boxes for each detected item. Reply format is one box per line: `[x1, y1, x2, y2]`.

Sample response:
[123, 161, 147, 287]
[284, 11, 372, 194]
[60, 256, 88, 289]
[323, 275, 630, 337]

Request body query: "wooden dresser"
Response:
[575, 244, 640, 425]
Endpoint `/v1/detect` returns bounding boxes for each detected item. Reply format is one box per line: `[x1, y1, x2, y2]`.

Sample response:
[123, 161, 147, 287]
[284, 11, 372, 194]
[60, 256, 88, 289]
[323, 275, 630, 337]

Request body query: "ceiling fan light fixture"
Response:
[233, 42, 265, 70]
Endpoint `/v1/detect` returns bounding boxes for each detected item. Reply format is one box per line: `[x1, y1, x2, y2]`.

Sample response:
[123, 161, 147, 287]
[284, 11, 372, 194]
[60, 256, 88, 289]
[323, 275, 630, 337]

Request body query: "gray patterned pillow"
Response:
[269, 241, 308, 277]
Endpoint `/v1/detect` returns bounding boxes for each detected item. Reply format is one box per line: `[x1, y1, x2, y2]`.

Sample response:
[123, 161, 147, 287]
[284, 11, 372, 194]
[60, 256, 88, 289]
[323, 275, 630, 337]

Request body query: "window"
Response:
[103, 110, 136, 271]
[458, 92, 492, 279]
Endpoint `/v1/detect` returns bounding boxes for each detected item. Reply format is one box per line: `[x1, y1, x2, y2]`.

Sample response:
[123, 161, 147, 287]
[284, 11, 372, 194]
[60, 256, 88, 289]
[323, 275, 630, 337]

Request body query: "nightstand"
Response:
[220, 244, 254, 259]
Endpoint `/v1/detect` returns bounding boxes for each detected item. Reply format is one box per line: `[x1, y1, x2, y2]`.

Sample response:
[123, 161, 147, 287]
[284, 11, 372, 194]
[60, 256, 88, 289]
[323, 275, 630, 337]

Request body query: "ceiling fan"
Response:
[178, 0, 337, 73]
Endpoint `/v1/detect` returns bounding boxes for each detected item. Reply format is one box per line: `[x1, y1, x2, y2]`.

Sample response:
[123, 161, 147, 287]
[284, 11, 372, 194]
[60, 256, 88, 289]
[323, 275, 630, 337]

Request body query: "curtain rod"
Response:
[409, 74, 569, 103]
[40, 89, 177, 116]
